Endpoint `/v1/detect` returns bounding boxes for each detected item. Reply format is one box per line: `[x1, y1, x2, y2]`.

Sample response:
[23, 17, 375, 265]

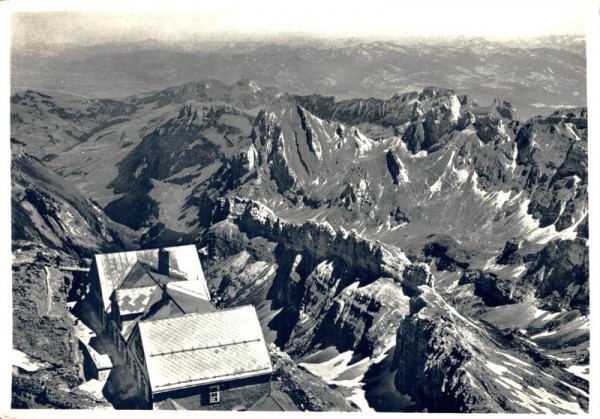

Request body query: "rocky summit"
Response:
[10, 36, 588, 413]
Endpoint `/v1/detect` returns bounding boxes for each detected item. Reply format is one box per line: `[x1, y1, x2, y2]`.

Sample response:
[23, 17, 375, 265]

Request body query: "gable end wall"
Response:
[152, 374, 271, 410]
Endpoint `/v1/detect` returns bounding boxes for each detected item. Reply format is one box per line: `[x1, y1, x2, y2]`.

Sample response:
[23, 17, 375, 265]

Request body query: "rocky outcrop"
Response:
[214, 197, 411, 283]
[527, 140, 587, 231]
[522, 238, 588, 313]
[253, 110, 298, 194]
[268, 344, 358, 411]
[388, 288, 588, 413]
[402, 90, 462, 153]
[457, 111, 476, 130]
[402, 263, 433, 288]
[515, 109, 587, 232]
[312, 278, 411, 357]
[496, 239, 522, 265]
[459, 270, 517, 306]
[407, 234, 477, 272]
[385, 150, 407, 185]
[393, 311, 499, 412]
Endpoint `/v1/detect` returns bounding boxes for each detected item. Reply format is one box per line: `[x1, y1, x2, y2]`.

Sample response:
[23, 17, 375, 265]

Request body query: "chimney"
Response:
[158, 249, 170, 276]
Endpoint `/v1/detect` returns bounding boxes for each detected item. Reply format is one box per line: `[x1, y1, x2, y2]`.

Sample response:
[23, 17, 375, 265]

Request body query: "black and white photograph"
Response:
[2, 0, 597, 414]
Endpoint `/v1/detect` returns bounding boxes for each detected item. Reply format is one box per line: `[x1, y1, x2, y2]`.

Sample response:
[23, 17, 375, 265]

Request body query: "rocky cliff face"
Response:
[517, 109, 587, 231]
[388, 287, 587, 413]
[201, 197, 414, 358]
[12, 150, 130, 257]
[12, 248, 111, 409]
[522, 238, 588, 313]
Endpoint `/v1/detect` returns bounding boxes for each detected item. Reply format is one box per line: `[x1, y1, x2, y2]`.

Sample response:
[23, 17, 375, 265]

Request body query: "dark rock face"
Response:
[516, 109, 587, 232]
[457, 111, 475, 130]
[523, 238, 588, 313]
[402, 92, 461, 153]
[576, 215, 588, 238]
[407, 234, 477, 272]
[459, 270, 517, 306]
[474, 114, 504, 144]
[247, 110, 298, 195]
[104, 187, 159, 231]
[385, 150, 404, 185]
[493, 99, 519, 120]
[402, 263, 433, 288]
[496, 239, 522, 265]
[315, 278, 410, 357]
[392, 310, 498, 412]
[391, 207, 410, 223]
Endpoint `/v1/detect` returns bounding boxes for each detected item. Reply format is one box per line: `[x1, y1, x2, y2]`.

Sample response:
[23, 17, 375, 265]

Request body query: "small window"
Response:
[209, 385, 220, 404]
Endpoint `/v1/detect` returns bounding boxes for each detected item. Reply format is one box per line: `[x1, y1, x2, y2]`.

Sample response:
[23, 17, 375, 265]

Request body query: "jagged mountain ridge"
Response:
[10, 80, 589, 412]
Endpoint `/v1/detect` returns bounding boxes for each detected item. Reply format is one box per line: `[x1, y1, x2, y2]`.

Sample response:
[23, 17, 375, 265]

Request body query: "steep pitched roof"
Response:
[94, 245, 209, 311]
[118, 262, 181, 290]
[138, 306, 273, 394]
[116, 280, 217, 340]
[143, 297, 217, 322]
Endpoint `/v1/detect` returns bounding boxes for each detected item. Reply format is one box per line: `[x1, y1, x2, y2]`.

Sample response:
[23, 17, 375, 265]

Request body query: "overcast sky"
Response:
[9, 0, 590, 53]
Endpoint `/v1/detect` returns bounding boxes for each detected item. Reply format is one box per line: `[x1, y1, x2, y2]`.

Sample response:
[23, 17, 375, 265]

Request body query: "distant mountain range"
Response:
[12, 36, 586, 119]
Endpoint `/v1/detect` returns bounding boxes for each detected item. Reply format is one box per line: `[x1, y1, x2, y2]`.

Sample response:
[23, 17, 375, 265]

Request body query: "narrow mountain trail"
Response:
[43, 266, 52, 317]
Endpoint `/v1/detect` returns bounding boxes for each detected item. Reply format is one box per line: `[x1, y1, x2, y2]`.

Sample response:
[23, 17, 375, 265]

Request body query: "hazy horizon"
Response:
[10, 0, 588, 55]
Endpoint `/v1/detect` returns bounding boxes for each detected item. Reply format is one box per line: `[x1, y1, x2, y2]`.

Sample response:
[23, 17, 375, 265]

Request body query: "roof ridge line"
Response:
[150, 337, 263, 357]
[139, 304, 255, 324]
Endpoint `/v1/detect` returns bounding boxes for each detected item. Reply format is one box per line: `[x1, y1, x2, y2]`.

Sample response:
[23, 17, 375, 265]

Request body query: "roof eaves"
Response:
[151, 366, 273, 394]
